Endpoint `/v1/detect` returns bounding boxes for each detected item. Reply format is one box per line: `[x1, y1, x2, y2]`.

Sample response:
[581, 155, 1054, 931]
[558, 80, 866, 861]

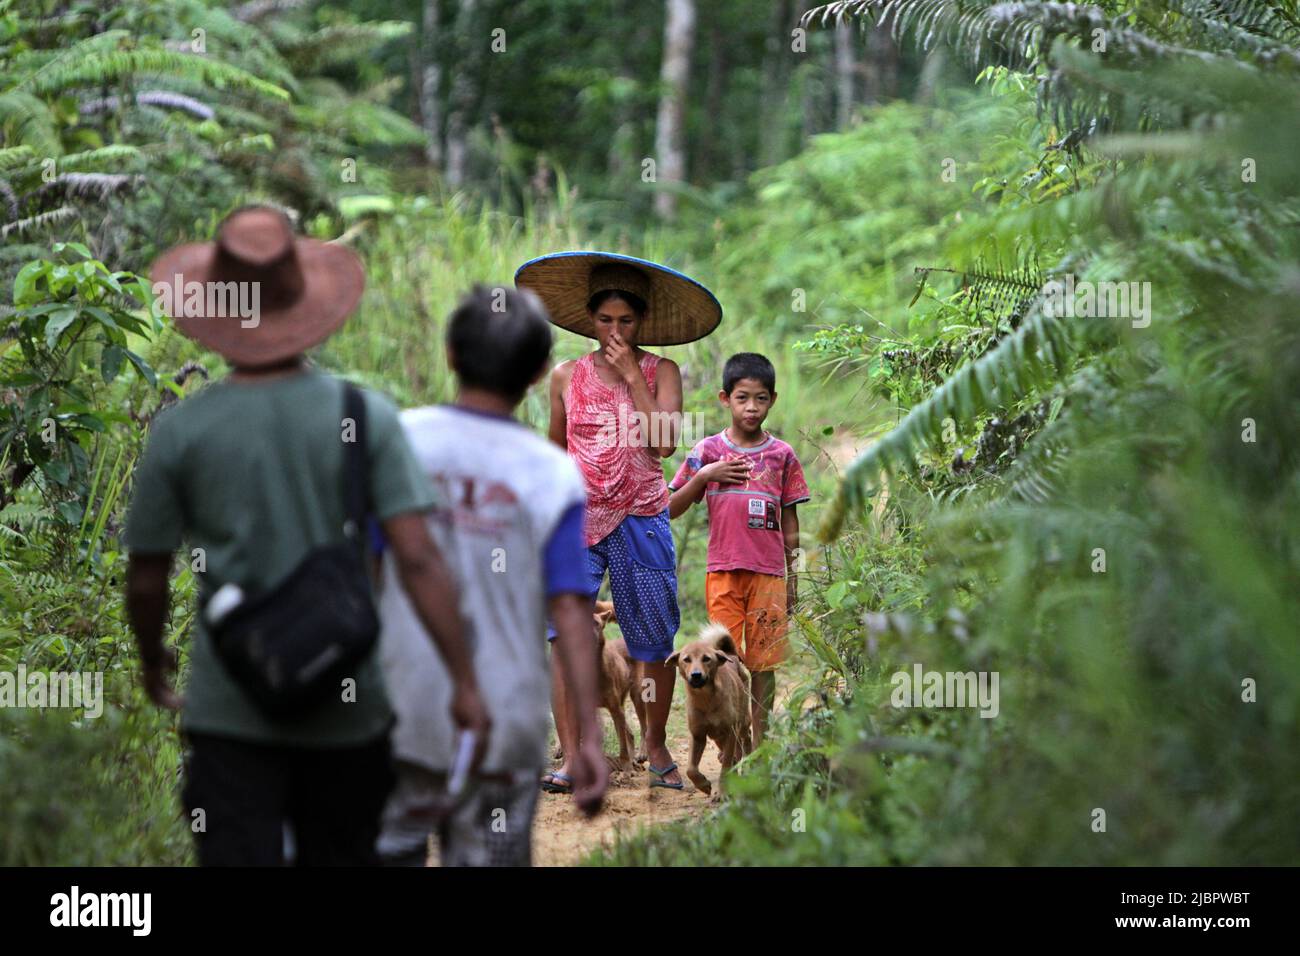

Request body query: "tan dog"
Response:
[594, 600, 648, 771]
[666, 623, 753, 796]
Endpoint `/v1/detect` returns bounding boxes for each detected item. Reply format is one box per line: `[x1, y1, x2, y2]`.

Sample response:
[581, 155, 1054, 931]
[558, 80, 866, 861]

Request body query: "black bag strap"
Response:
[199, 382, 370, 615]
[341, 382, 369, 551]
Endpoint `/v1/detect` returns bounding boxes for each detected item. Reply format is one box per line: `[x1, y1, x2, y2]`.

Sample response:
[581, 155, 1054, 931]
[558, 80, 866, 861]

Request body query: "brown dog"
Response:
[666, 623, 753, 796]
[594, 600, 648, 771]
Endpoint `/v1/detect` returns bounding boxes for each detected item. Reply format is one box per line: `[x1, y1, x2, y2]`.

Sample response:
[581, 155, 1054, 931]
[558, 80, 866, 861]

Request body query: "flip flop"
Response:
[540, 771, 573, 794]
[648, 762, 684, 790]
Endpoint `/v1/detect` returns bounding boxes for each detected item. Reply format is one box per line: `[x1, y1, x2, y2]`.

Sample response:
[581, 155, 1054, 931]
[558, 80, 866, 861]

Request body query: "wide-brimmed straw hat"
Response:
[149, 205, 365, 367]
[514, 251, 721, 346]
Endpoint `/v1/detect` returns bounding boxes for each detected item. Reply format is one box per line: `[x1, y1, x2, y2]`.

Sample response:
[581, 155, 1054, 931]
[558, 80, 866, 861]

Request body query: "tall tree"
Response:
[703, 9, 727, 178]
[419, 0, 442, 166]
[861, 13, 899, 104]
[444, 0, 481, 187]
[607, 0, 641, 185]
[834, 20, 857, 128]
[759, 0, 797, 167]
[653, 0, 695, 220]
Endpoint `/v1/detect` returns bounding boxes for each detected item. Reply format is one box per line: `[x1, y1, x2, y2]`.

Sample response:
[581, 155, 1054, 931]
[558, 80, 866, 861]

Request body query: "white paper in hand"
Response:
[446, 729, 476, 798]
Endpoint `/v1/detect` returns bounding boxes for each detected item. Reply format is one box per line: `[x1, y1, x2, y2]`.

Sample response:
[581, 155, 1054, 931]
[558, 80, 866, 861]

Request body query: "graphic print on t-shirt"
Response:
[429, 472, 521, 536]
[746, 496, 778, 531]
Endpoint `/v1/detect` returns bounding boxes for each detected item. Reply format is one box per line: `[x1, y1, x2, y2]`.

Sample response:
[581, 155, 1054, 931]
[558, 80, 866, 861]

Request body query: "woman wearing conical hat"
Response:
[516, 252, 722, 793]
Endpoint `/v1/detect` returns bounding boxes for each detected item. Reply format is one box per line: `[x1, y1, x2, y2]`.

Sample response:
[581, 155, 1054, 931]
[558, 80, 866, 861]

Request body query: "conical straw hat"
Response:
[514, 251, 722, 346]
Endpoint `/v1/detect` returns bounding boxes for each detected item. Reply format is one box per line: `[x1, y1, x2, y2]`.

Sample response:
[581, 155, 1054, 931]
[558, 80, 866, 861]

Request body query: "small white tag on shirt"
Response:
[748, 498, 765, 516]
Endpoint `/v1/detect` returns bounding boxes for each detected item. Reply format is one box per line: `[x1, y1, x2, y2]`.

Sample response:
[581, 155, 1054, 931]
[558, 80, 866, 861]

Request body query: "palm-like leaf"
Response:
[15, 31, 289, 102]
[820, 300, 1076, 540]
[0, 91, 61, 156]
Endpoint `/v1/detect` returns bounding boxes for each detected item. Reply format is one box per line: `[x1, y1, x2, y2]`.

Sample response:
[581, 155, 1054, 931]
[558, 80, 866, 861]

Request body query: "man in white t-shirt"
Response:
[375, 286, 607, 866]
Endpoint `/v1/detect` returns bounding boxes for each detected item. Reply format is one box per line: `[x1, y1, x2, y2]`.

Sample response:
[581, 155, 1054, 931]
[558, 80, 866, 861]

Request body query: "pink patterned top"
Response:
[564, 351, 670, 546]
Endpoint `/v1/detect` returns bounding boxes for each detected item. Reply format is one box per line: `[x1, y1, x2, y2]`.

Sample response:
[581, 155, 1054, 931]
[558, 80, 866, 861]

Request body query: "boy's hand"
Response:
[142, 645, 182, 711]
[604, 332, 641, 386]
[570, 736, 609, 818]
[699, 457, 750, 486]
[450, 681, 493, 771]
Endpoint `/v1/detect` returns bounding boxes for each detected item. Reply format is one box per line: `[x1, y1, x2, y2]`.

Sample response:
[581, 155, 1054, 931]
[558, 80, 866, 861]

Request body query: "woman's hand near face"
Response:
[604, 331, 642, 385]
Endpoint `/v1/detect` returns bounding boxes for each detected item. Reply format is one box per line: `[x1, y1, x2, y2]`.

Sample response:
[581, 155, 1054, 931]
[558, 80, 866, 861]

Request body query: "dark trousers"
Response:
[182, 731, 395, 866]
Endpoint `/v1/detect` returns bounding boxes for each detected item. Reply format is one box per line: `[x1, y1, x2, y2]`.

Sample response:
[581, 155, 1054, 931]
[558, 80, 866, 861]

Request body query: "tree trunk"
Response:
[834, 20, 856, 128]
[654, 0, 696, 220]
[916, 46, 947, 105]
[419, 0, 442, 167]
[703, 15, 726, 179]
[870, 11, 899, 101]
[759, 0, 796, 167]
[444, 0, 479, 188]
[607, 0, 638, 183]
[878, 10, 899, 100]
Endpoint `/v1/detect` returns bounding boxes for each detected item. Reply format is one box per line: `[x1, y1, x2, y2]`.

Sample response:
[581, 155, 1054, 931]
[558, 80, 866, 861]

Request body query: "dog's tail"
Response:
[700, 621, 738, 657]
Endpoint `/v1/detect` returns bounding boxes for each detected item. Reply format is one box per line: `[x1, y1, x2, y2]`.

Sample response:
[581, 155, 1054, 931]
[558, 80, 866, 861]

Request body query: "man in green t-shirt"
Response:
[125, 206, 489, 866]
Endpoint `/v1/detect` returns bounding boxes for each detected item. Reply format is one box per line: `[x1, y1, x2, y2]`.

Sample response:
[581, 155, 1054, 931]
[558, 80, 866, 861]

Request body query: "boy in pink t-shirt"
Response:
[668, 353, 810, 744]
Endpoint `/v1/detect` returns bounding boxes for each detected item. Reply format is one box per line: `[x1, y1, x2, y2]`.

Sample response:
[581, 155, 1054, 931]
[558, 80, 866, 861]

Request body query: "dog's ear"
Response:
[714, 632, 738, 659]
[665, 651, 680, 668]
[594, 607, 615, 628]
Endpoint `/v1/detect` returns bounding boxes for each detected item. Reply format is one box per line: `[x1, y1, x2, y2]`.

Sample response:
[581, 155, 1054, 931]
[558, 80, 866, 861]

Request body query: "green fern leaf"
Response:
[17, 32, 289, 102]
[820, 302, 1076, 540]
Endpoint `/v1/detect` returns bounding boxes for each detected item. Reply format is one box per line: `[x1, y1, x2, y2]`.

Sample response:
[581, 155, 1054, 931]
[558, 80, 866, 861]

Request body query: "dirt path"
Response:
[420, 691, 722, 867]
[427, 612, 817, 865]
[528, 659, 817, 865]
[531, 710, 721, 866]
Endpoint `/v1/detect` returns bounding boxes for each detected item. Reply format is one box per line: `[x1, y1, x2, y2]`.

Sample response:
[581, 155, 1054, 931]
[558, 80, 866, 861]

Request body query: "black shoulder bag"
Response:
[206, 382, 381, 719]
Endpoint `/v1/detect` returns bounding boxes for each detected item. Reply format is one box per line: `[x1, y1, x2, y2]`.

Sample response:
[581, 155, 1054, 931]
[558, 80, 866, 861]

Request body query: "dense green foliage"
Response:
[1, 0, 427, 864]
[599, 0, 1300, 865]
[352, 0, 931, 212]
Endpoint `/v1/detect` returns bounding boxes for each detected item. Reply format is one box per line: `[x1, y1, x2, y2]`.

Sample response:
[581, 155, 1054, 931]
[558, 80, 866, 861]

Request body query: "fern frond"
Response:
[80, 90, 217, 121]
[234, 0, 309, 23]
[1167, 0, 1300, 61]
[27, 172, 145, 206]
[17, 31, 289, 102]
[277, 22, 415, 72]
[914, 250, 1046, 322]
[0, 205, 77, 238]
[0, 92, 62, 158]
[216, 133, 277, 157]
[357, 76, 405, 105]
[48, 145, 144, 174]
[999, 431, 1068, 503]
[0, 502, 54, 537]
[207, 102, 277, 135]
[157, 0, 300, 91]
[0, 147, 36, 171]
[804, 2, 1295, 134]
[3, 146, 145, 185]
[820, 300, 1077, 540]
[0, 242, 47, 265]
[299, 78, 427, 149]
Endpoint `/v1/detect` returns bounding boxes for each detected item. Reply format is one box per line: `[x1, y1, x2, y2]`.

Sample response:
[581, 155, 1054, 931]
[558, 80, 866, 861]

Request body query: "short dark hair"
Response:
[446, 285, 553, 400]
[586, 288, 648, 316]
[722, 352, 776, 394]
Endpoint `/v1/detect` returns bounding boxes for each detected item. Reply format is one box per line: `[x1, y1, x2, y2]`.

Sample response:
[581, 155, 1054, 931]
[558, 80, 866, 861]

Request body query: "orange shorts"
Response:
[705, 569, 789, 673]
